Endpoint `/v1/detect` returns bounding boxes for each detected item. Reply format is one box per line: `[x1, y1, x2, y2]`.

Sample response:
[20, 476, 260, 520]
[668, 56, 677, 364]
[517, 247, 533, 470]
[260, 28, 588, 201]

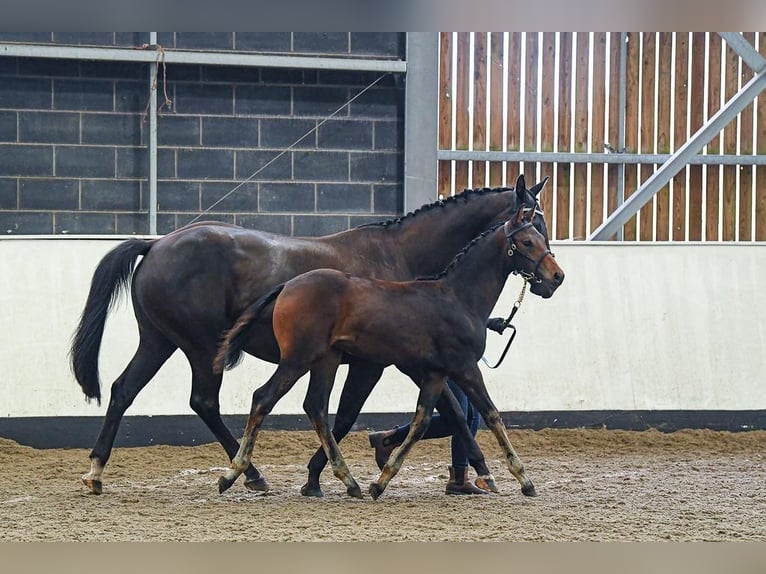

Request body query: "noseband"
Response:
[503, 220, 554, 283]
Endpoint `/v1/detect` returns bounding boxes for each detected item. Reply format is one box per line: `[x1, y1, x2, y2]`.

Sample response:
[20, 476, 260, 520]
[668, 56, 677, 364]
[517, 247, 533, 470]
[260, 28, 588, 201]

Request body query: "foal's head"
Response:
[504, 207, 564, 298]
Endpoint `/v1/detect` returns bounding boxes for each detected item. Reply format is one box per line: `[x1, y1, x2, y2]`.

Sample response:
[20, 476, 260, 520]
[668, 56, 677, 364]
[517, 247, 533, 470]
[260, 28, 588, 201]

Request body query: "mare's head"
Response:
[504, 206, 564, 298]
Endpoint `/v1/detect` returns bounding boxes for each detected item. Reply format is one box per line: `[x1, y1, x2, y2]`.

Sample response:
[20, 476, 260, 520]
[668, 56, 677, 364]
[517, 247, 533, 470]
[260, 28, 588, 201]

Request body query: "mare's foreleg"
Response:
[217, 363, 305, 494]
[455, 365, 536, 497]
[368, 373, 445, 500]
[302, 360, 385, 497]
[302, 352, 362, 498]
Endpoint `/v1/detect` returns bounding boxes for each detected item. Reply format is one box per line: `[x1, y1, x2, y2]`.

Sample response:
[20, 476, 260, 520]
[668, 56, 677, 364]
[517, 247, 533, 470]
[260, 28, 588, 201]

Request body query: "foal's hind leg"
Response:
[302, 360, 385, 497]
[83, 330, 176, 494]
[302, 352, 362, 499]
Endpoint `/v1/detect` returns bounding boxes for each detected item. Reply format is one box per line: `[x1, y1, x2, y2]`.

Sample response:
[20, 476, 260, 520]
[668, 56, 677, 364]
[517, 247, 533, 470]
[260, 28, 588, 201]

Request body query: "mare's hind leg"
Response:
[453, 364, 536, 497]
[186, 353, 268, 492]
[218, 362, 306, 494]
[83, 329, 176, 494]
[302, 352, 362, 499]
[302, 360, 385, 497]
[368, 373, 445, 500]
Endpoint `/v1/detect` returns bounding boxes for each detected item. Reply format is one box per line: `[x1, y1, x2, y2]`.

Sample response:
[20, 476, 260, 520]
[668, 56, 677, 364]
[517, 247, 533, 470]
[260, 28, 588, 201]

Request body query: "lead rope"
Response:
[480, 279, 528, 369]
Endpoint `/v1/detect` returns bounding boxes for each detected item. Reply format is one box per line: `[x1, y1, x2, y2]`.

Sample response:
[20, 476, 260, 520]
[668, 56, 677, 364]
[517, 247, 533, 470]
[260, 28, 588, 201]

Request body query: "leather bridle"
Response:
[503, 220, 554, 283]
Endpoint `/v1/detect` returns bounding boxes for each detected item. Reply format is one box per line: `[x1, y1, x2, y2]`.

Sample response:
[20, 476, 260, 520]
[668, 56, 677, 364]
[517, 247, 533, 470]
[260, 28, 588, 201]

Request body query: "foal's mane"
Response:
[416, 221, 505, 281]
[355, 186, 514, 229]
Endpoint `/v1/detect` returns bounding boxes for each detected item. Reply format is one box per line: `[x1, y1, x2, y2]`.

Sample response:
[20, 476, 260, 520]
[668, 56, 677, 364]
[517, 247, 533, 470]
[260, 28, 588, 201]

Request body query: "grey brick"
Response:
[0, 145, 53, 176]
[260, 118, 316, 149]
[164, 64, 201, 82]
[54, 79, 114, 112]
[82, 179, 141, 211]
[0, 33, 52, 43]
[260, 182, 314, 213]
[0, 57, 17, 76]
[116, 212, 149, 235]
[318, 119, 373, 150]
[116, 147, 155, 179]
[294, 150, 348, 182]
[55, 212, 115, 234]
[19, 111, 80, 144]
[17, 58, 79, 77]
[317, 183, 371, 213]
[200, 181, 258, 212]
[374, 184, 404, 214]
[293, 33, 348, 54]
[293, 86, 349, 117]
[374, 120, 403, 150]
[0, 77, 52, 109]
[55, 146, 115, 178]
[202, 117, 259, 148]
[157, 33, 176, 49]
[236, 85, 291, 116]
[294, 214, 348, 236]
[19, 178, 78, 210]
[260, 68, 303, 85]
[0, 178, 17, 208]
[82, 113, 143, 146]
[176, 33, 233, 51]
[350, 33, 405, 58]
[350, 87, 404, 120]
[202, 66, 259, 84]
[80, 61, 147, 80]
[116, 81, 147, 113]
[236, 150, 291, 181]
[0, 111, 17, 142]
[156, 148, 176, 178]
[317, 70, 370, 86]
[177, 149, 233, 180]
[157, 181, 199, 212]
[234, 213, 291, 234]
[53, 33, 115, 46]
[156, 213, 178, 234]
[350, 151, 402, 183]
[158, 115, 200, 147]
[235, 33, 291, 53]
[115, 33, 150, 47]
[0, 211, 53, 234]
[174, 84, 233, 115]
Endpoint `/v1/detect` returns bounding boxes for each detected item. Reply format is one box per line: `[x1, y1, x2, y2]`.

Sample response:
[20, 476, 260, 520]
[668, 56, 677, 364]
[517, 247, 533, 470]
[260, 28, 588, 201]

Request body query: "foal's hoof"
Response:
[300, 482, 324, 498]
[368, 482, 385, 500]
[244, 476, 270, 493]
[218, 475, 237, 494]
[521, 482, 538, 497]
[82, 475, 103, 495]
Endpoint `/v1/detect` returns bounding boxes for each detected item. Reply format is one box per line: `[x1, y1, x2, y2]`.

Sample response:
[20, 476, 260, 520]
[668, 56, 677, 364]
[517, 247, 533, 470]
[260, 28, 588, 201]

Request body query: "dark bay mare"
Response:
[70, 174, 550, 495]
[214, 205, 564, 499]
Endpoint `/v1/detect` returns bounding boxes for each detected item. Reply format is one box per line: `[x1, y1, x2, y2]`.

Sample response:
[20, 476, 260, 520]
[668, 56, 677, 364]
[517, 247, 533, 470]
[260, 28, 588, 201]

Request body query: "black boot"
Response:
[445, 465, 490, 495]
[368, 429, 402, 470]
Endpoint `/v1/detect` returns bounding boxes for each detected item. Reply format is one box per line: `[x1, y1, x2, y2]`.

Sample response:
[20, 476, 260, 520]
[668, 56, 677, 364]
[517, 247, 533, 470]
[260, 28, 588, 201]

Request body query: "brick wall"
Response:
[0, 33, 405, 235]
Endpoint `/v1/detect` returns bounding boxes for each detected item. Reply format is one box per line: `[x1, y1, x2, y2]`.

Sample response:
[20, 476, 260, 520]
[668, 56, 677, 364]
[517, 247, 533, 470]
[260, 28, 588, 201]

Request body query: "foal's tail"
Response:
[69, 239, 154, 405]
[213, 283, 286, 375]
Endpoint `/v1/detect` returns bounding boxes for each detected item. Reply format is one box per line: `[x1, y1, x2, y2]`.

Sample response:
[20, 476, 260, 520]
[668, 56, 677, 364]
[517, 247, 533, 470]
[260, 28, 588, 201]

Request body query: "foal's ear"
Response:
[514, 206, 526, 225]
[524, 206, 535, 222]
[528, 176, 549, 198]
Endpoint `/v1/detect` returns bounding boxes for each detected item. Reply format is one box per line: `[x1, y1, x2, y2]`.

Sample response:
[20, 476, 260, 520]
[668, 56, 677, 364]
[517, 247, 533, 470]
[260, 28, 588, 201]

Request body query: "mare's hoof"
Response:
[244, 476, 270, 492]
[300, 482, 324, 498]
[475, 476, 498, 493]
[521, 482, 538, 497]
[81, 476, 103, 495]
[347, 484, 364, 499]
[218, 475, 237, 494]
[368, 482, 385, 500]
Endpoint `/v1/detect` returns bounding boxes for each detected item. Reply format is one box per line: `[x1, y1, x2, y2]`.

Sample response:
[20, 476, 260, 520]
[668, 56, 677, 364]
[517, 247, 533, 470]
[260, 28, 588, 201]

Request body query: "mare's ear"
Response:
[514, 174, 527, 203]
[528, 176, 549, 197]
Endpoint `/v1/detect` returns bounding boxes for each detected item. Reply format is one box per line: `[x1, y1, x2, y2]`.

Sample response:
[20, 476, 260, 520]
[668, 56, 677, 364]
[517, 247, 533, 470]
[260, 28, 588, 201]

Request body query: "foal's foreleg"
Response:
[302, 352, 362, 499]
[368, 374, 445, 500]
[218, 364, 304, 494]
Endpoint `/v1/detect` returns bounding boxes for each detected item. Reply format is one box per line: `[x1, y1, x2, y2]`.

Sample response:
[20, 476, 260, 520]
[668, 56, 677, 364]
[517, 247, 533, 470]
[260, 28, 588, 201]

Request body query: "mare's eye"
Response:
[523, 239, 533, 247]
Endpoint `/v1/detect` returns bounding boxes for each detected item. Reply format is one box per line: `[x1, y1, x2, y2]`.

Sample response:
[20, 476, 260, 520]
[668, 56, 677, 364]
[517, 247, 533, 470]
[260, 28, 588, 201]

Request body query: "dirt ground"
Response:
[0, 428, 764, 541]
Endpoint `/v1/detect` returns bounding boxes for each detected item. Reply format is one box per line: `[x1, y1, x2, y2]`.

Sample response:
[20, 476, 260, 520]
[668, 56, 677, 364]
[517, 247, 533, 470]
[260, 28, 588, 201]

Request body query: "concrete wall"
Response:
[2, 237, 764, 420]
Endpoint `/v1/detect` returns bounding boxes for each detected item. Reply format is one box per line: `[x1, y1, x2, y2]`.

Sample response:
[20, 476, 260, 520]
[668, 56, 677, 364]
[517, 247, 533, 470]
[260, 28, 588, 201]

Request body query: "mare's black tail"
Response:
[69, 239, 153, 405]
[213, 283, 286, 374]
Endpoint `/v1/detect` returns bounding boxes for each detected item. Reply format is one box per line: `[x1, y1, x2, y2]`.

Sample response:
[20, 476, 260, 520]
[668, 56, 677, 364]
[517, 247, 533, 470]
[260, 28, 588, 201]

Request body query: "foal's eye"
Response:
[523, 239, 533, 247]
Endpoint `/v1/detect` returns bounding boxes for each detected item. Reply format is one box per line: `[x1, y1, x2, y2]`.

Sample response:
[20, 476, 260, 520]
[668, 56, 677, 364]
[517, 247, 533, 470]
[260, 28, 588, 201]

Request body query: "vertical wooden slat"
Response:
[756, 32, 766, 241]
[472, 33, 487, 187]
[672, 32, 689, 241]
[572, 32, 589, 240]
[639, 32, 657, 241]
[505, 33, 522, 184]
[488, 32, 504, 187]
[454, 32, 470, 193]
[655, 33, 672, 241]
[722, 39, 739, 240]
[706, 32, 722, 241]
[606, 32, 622, 238]
[556, 33, 573, 240]
[523, 33, 539, 183]
[437, 32, 453, 197]
[623, 32, 641, 240]
[738, 32, 755, 241]
[687, 32, 706, 241]
[589, 32, 607, 235]
[539, 32, 556, 217]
